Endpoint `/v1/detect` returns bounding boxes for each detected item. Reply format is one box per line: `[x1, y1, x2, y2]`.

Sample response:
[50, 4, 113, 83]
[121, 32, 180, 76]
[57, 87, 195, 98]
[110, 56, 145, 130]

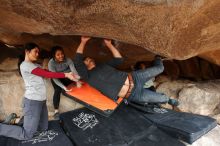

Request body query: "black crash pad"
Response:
[0, 120, 74, 146]
[142, 108, 217, 144]
[0, 136, 8, 146]
[60, 104, 184, 146]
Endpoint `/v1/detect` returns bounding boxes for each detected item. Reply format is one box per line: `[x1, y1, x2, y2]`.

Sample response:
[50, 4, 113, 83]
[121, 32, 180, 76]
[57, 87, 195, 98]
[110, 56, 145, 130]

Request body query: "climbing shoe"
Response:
[2, 113, 17, 125]
[54, 112, 60, 120]
[168, 98, 179, 106]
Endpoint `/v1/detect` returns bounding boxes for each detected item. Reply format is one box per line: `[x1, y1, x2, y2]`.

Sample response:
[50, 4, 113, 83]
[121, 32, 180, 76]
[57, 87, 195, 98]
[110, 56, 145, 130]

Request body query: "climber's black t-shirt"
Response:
[74, 53, 128, 101]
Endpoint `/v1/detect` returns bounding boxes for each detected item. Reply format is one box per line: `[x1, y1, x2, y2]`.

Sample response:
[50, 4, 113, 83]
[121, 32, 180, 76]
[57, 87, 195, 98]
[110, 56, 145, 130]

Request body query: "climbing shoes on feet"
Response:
[2, 113, 18, 125]
[168, 98, 180, 107]
[53, 112, 60, 120]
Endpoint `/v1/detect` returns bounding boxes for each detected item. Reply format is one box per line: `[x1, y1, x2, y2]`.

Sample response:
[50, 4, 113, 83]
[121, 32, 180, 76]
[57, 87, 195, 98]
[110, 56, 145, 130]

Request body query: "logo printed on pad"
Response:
[22, 130, 59, 144]
[153, 107, 168, 114]
[73, 112, 99, 130]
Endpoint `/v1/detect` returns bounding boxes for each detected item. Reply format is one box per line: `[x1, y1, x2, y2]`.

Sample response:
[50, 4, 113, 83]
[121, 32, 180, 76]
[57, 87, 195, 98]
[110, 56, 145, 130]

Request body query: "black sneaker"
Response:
[168, 98, 179, 106]
[2, 113, 17, 125]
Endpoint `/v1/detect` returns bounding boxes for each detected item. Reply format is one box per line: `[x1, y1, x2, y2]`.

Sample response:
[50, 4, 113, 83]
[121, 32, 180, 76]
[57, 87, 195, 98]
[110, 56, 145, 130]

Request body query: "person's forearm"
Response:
[76, 41, 87, 54]
[67, 58, 81, 79]
[53, 78, 66, 90]
[31, 67, 65, 78]
[106, 44, 122, 58]
[69, 64, 80, 79]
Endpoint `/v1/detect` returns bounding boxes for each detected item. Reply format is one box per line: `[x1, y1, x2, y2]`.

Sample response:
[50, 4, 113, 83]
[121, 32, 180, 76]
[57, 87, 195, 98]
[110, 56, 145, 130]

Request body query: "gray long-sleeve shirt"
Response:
[48, 58, 79, 90]
[20, 61, 47, 101]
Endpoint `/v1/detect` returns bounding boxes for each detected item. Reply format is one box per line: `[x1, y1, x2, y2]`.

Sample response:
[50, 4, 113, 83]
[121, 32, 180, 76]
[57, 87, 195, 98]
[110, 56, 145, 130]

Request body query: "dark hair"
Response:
[134, 61, 146, 70]
[18, 42, 39, 76]
[50, 46, 64, 60]
[82, 56, 89, 61]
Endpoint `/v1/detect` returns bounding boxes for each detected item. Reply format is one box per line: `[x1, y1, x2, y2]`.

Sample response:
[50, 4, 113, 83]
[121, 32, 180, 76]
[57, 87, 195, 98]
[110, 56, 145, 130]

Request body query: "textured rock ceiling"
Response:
[0, 0, 219, 65]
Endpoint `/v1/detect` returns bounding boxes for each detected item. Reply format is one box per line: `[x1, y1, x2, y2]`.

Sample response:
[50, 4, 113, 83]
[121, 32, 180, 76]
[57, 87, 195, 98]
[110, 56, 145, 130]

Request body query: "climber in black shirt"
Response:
[74, 36, 179, 106]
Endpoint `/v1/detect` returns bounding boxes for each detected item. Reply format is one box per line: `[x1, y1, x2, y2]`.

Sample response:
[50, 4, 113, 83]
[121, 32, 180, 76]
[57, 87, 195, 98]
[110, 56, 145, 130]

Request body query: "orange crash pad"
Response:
[64, 82, 124, 117]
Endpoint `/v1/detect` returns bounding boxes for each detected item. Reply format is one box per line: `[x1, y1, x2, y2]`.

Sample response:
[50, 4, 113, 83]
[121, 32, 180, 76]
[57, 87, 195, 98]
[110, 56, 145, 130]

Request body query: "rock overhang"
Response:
[0, 0, 219, 64]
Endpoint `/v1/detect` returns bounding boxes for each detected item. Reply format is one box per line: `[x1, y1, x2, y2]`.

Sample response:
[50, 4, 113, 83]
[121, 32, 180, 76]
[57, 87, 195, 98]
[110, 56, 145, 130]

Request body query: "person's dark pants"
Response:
[128, 65, 169, 104]
[0, 98, 48, 140]
[51, 79, 72, 110]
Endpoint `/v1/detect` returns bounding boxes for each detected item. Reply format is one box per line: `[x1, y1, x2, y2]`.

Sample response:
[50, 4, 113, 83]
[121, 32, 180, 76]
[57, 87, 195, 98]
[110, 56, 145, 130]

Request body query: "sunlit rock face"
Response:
[0, 0, 219, 64]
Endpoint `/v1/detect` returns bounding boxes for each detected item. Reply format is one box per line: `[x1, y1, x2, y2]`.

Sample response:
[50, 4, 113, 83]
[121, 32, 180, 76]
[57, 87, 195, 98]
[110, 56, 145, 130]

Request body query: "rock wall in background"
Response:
[156, 76, 220, 124]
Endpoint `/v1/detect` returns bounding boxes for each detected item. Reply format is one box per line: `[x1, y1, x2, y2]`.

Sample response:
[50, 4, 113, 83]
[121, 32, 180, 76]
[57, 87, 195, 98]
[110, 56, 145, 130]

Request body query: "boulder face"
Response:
[0, 0, 219, 65]
[156, 77, 220, 124]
